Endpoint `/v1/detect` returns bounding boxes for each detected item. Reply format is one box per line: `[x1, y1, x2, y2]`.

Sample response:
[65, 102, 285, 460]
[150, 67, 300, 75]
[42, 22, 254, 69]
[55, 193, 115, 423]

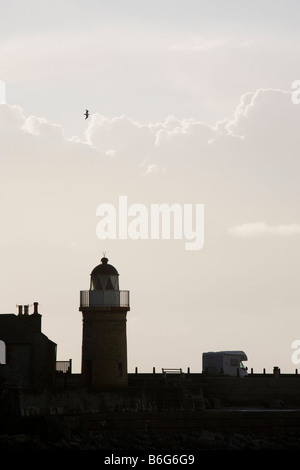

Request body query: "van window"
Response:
[230, 358, 238, 367]
[0, 340, 6, 364]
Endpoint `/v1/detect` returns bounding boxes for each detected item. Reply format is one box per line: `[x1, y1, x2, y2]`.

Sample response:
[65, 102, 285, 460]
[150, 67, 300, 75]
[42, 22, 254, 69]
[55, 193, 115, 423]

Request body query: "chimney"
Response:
[17, 302, 42, 332]
[30, 301, 42, 332]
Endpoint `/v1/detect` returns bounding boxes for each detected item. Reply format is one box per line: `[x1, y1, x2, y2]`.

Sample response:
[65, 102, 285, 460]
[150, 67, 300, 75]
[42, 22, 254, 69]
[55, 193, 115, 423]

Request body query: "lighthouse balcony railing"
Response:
[80, 290, 130, 308]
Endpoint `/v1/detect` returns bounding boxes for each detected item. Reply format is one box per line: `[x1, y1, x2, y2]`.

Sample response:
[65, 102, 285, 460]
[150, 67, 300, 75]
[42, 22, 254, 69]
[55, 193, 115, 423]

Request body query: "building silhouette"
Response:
[0, 302, 56, 391]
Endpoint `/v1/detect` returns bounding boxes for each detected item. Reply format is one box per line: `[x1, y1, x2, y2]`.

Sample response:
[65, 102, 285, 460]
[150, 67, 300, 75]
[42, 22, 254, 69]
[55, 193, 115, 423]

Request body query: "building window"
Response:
[0, 340, 6, 365]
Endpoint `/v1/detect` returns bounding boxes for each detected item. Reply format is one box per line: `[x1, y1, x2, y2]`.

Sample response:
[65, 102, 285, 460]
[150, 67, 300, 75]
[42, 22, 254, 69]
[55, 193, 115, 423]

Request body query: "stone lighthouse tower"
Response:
[79, 256, 130, 388]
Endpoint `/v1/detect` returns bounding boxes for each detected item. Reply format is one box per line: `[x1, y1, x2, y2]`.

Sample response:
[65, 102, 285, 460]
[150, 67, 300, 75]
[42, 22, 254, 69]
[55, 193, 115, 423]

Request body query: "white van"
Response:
[202, 351, 248, 377]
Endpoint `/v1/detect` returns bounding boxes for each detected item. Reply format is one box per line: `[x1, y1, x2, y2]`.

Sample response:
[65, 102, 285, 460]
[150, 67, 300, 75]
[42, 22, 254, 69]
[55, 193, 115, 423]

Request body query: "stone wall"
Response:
[2, 408, 300, 441]
[2, 372, 300, 440]
[15, 385, 204, 417]
[128, 373, 300, 408]
[61, 409, 300, 436]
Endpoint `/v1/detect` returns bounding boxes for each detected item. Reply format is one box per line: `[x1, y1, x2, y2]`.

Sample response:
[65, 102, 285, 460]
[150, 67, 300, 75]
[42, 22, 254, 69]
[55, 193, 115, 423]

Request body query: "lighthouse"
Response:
[79, 256, 130, 388]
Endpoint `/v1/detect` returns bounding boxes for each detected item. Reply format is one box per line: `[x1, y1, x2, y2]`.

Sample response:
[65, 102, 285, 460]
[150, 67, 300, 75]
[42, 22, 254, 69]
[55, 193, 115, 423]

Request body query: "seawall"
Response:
[2, 372, 300, 443]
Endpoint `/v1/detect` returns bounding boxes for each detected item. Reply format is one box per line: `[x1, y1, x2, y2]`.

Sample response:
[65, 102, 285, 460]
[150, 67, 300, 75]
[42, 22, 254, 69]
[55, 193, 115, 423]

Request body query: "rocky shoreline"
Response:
[1, 429, 300, 450]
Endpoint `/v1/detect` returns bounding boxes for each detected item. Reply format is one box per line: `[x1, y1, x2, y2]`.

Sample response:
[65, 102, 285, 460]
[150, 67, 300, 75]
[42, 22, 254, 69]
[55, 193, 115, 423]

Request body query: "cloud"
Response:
[170, 37, 227, 51]
[0, 81, 5, 104]
[224, 88, 299, 144]
[169, 36, 253, 52]
[228, 222, 300, 238]
[1, 87, 299, 174]
[0, 87, 299, 219]
[85, 113, 156, 161]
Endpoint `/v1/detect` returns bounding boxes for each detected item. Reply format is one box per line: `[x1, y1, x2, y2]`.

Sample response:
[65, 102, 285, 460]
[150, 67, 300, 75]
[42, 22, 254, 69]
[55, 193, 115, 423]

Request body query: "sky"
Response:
[0, 0, 300, 374]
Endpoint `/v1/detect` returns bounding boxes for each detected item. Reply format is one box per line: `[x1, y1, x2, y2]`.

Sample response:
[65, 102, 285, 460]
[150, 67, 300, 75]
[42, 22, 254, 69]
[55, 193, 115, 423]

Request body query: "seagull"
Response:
[84, 109, 89, 119]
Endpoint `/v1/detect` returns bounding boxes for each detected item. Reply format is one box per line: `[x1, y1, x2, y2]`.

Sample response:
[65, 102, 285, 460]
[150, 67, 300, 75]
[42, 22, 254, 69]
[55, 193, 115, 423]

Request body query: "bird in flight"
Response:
[84, 109, 89, 119]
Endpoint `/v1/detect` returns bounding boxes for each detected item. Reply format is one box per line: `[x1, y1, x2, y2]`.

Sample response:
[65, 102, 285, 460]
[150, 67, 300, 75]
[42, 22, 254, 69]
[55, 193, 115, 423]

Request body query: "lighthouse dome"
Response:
[90, 257, 119, 291]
